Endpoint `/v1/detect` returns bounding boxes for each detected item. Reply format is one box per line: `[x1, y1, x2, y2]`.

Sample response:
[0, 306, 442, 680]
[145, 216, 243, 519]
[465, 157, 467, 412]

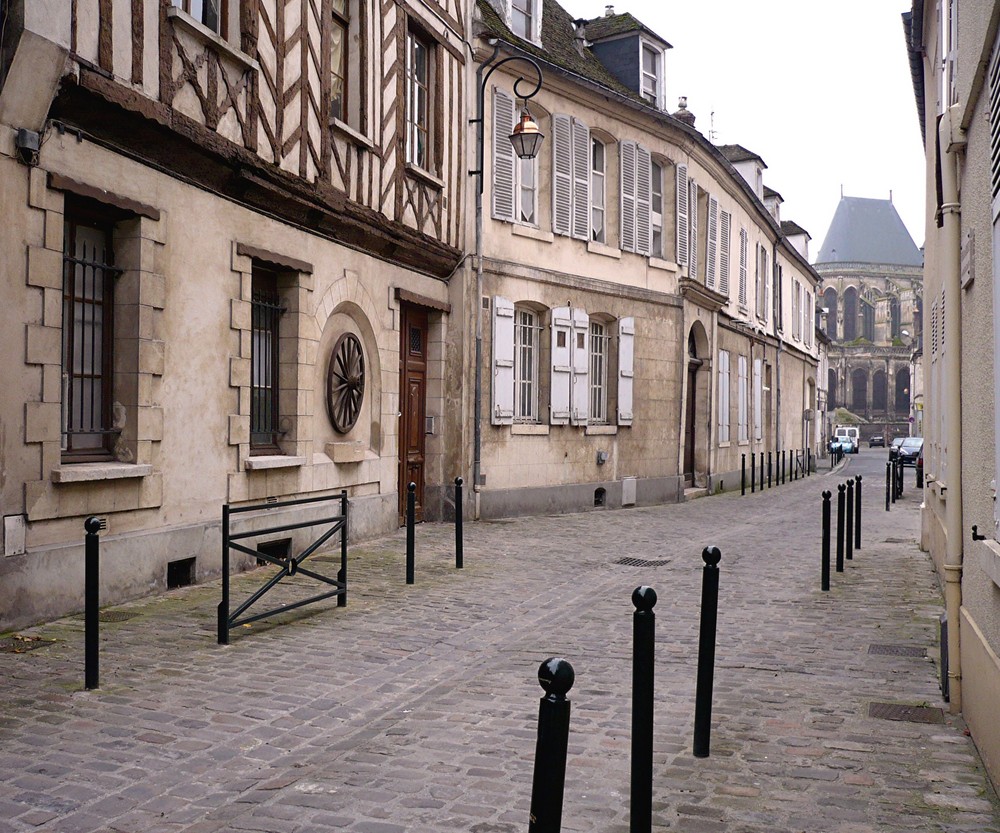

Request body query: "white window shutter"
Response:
[753, 357, 762, 442]
[688, 179, 699, 279]
[676, 164, 689, 265]
[570, 308, 590, 425]
[491, 296, 515, 425]
[618, 317, 634, 426]
[738, 354, 748, 442]
[552, 114, 573, 237]
[719, 210, 731, 297]
[763, 248, 771, 322]
[636, 145, 652, 255]
[620, 141, 637, 253]
[550, 306, 572, 424]
[718, 350, 730, 442]
[739, 227, 748, 307]
[706, 196, 719, 290]
[491, 89, 516, 222]
[571, 119, 590, 240]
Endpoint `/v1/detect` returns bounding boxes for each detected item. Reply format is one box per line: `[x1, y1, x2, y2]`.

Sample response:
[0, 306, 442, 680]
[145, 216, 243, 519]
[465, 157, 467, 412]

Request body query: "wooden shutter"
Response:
[676, 164, 689, 265]
[739, 228, 748, 307]
[620, 141, 637, 253]
[688, 178, 699, 278]
[718, 350, 730, 442]
[552, 114, 573, 236]
[550, 306, 572, 424]
[706, 196, 719, 290]
[762, 247, 770, 322]
[492, 89, 516, 222]
[571, 119, 590, 240]
[753, 357, 762, 441]
[570, 307, 590, 425]
[719, 210, 731, 297]
[636, 145, 652, 255]
[618, 317, 634, 426]
[738, 355, 748, 442]
[491, 296, 515, 425]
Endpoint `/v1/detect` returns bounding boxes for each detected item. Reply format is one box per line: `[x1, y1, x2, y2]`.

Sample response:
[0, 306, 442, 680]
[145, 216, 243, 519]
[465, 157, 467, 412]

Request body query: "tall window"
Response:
[737, 355, 748, 442]
[640, 43, 661, 106]
[405, 29, 431, 170]
[251, 267, 282, 453]
[651, 161, 663, 256]
[591, 138, 606, 243]
[511, 0, 533, 40]
[519, 157, 537, 225]
[753, 357, 762, 442]
[172, 0, 224, 34]
[331, 0, 348, 122]
[62, 210, 117, 461]
[717, 350, 730, 443]
[738, 228, 748, 308]
[514, 307, 539, 422]
[590, 321, 609, 424]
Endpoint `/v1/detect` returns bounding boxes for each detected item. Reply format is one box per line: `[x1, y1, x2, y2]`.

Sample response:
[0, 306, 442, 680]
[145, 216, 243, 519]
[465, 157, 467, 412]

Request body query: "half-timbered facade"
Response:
[0, 0, 467, 627]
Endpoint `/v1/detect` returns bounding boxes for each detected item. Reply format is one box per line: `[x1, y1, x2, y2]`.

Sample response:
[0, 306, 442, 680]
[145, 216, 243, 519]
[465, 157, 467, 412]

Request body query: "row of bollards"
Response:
[405, 476, 466, 584]
[528, 547, 723, 833]
[820, 475, 862, 590]
[741, 448, 811, 496]
[884, 457, 905, 510]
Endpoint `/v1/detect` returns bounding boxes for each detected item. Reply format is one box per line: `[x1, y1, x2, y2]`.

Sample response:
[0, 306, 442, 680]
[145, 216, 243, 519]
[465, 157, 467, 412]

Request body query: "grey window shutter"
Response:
[739, 227, 748, 307]
[552, 114, 573, 236]
[620, 141, 637, 253]
[676, 164, 689, 265]
[719, 210, 731, 297]
[706, 195, 719, 290]
[492, 296, 515, 425]
[617, 317, 634, 426]
[688, 179, 698, 279]
[491, 89, 516, 222]
[571, 119, 591, 240]
[636, 145, 651, 255]
[550, 306, 572, 424]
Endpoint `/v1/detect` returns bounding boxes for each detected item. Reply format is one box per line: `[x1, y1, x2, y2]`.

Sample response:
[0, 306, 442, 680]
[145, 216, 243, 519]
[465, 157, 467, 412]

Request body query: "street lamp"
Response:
[469, 42, 544, 518]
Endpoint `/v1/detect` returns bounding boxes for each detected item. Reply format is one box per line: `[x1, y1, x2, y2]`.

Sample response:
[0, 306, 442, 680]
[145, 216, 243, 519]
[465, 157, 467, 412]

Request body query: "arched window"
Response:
[851, 368, 867, 413]
[895, 368, 910, 415]
[843, 287, 858, 341]
[827, 369, 838, 409]
[872, 370, 887, 412]
[823, 287, 838, 340]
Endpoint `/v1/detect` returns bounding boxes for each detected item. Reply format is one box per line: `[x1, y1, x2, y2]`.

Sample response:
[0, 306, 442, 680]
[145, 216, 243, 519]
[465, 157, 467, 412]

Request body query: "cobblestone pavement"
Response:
[2, 451, 999, 833]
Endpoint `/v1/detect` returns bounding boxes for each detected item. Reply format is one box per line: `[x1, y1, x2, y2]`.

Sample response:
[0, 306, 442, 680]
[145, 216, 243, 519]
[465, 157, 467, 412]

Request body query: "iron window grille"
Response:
[250, 268, 285, 453]
[514, 308, 541, 423]
[590, 322, 609, 424]
[61, 212, 119, 461]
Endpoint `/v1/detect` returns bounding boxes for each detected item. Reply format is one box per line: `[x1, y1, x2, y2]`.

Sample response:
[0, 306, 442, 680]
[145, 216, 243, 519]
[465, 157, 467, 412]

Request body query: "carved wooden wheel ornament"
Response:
[327, 332, 365, 433]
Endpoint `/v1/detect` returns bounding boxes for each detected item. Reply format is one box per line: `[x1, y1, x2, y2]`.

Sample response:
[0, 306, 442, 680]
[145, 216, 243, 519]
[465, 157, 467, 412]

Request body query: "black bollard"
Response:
[84, 517, 102, 690]
[767, 451, 772, 489]
[741, 454, 746, 496]
[455, 477, 464, 569]
[339, 489, 348, 606]
[693, 546, 722, 758]
[528, 658, 574, 833]
[750, 452, 755, 494]
[759, 452, 764, 492]
[836, 484, 846, 573]
[897, 459, 904, 498]
[406, 482, 416, 584]
[845, 479, 854, 561]
[821, 491, 831, 591]
[782, 450, 786, 484]
[885, 461, 891, 511]
[891, 461, 897, 505]
[830, 446, 834, 471]
[630, 587, 656, 833]
[854, 475, 862, 550]
[807, 447, 811, 475]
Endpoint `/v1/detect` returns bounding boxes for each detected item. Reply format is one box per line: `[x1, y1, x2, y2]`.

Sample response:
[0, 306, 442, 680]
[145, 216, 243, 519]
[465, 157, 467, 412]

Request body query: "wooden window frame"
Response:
[650, 161, 663, 257]
[331, 0, 349, 123]
[591, 137, 606, 243]
[405, 27, 433, 172]
[172, 0, 228, 37]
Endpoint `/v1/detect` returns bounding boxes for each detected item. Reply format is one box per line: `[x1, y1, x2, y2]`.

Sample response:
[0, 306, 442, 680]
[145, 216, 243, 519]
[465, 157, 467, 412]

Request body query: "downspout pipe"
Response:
[940, 105, 964, 712]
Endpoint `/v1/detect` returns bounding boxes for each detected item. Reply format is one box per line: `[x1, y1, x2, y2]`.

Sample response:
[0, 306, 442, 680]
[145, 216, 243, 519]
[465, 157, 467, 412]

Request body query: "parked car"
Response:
[869, 435, 885, 448]
[833, 426, 860, 454]
[898, 437, 924, 467]
[889, 437, 905, 459]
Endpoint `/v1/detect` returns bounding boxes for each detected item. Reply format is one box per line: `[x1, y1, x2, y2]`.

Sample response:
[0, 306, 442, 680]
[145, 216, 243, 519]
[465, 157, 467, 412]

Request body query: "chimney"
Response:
[672, 96, 696, 127]
[605, 5, 615, 16]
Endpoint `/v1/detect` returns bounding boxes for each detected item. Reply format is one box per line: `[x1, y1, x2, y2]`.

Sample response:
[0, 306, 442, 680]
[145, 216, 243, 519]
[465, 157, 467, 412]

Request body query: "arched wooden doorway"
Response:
[683, 322, 710, 487]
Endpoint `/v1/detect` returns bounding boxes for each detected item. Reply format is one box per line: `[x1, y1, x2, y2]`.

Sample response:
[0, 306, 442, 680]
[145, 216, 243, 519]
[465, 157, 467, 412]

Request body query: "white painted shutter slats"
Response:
[719, 210, 731, 297]
[676, 163, 689, 265]
[618, 317, 634, 426]
[492, 89, 516, 222]
[636, 145, 652, 255]
[753, 357, 762, 442]
[688, 178, 698, 279]
[620, 141, 637, 253]
[718, 350, 730, 442]
[571, 119, 591, 240]
[550, 306, 572, 424]
[739, 227, 748, 307]
[570, 307, 590, 425]
[706, 196, 719, 290]
[552, 114, 573, 236]
[491, 296, 515, 425]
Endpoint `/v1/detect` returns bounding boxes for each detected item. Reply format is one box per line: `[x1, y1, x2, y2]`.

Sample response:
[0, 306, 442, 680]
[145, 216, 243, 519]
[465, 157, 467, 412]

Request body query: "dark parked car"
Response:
[898, 437, 924, 467]
[869, 435, 885, 448]
[889, 437, 905, 459]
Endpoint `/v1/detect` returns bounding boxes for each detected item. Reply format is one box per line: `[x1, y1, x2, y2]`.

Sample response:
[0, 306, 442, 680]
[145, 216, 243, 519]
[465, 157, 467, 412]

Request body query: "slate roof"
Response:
[764, 185, 782, 201]
[584, 12, 671, 47]
[815, 197, 922, 267]
[781, 220, 810, 239]
[717, 144, 767, 168]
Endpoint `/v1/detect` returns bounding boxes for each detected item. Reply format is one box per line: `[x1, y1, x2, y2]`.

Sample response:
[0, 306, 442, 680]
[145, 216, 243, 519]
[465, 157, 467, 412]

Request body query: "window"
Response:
[492, 90, 538, 225]
[590, 321, 609, 424]
[331, 0, 348, 122]
[706, 196, 719, 290]
[405, 29, 431, 170]
[717, 350, 730, 443]
[514, 307, 540, 422]
[719, 211, 731, 297]
[251, 267, 282, 453]
[61, 210, 117, 461]
[552, 115, 590, 240]
[737, 355, 748, 442]
[651, 162, 663, 256]
[753, 357, 763, 442]
[172, 0, 225, 35]
[640, 42, 662, 107]
[792, 281, 801, 340]
[688, 178, 699, 278]
[738, 227, 748, 308]
[511, 0, 534, 40]
[591, 138, 606, 243]
[755, 244, 769, 321]
[620, 141, 652, 254]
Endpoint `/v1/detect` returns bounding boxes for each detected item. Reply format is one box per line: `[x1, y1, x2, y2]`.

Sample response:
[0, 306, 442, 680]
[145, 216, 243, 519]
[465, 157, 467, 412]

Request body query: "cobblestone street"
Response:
[2, 451, 998, 833]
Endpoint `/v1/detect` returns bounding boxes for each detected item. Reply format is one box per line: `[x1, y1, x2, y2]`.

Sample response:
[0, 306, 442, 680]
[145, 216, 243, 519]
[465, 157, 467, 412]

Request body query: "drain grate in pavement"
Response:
[99, 610, 141, 623]
[0, 636, 56, 653]
[868, 644, 927, 657]
[868, 702, 944, 724]
[614, 557, 672, 568]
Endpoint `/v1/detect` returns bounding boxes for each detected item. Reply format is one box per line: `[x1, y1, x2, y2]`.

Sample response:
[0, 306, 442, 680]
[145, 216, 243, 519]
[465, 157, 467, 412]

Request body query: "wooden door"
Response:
[399, 304, 428, 524]
[684, 363, 697, 485]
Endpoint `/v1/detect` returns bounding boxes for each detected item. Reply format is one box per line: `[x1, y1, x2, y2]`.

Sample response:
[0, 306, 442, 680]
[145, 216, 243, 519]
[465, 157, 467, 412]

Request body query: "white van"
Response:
[833, 425, 859, 454]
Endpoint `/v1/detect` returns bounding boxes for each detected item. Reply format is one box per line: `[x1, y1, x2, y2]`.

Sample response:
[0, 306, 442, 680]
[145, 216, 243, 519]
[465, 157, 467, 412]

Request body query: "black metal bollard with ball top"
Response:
[741, 453, 746, 496]
[631, 587, 656, 833]
[406, 482, 416, 584]
[454, 476, 464, 569]
[693, 546, 722, 758]
[528, 658, 575, 833]
[84, 517, 102, 690]
[854, 475, 862, 550]
[821, 490, 831, 591]
[836, 483, 846, 573]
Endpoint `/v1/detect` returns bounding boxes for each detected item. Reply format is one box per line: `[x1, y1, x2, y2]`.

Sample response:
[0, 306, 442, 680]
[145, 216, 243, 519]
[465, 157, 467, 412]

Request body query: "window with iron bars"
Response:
[250, 267, 284, 453]
[61, 211, 119, 461]
[514, 308, 541, 422]
[590, 321, 609, 424]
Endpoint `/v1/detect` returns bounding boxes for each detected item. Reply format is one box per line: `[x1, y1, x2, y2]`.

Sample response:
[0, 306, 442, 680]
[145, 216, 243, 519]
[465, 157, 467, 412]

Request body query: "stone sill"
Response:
[511, 424, 549, 436]
[511, 224, 553, 244]
[52, 463, 152, 483]
[585, 425, 617, 436]
[648, 257, 678, 273]
[587, 240, 621, 259]
[245, 455, 307, 471]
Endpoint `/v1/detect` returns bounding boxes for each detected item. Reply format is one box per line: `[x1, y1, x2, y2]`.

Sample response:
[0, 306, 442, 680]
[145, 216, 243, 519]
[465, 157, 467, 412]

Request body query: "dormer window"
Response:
[640, 41, 662, 107]
[511, 0, 542, 44]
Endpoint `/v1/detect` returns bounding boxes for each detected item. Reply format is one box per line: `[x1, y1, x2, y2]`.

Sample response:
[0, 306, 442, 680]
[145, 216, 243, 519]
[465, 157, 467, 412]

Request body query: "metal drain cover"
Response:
[99, 610, 140, 623]
[614, 557, 672, 567]
[868, 702, 944, 724]
[869, 644, 926, 657]
[0, 636, 55, 653]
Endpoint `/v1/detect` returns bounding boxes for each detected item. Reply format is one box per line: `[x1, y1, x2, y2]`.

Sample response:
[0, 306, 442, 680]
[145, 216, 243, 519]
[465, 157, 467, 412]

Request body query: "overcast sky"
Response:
[573, 0, 927, 260]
